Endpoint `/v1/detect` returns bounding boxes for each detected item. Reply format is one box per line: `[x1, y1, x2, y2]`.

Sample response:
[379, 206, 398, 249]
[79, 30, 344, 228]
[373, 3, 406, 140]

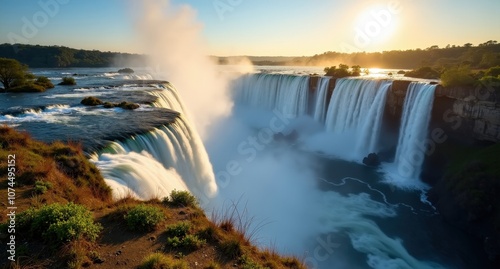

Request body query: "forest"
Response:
[0, 43, 147, 68]
[287, 41, 500, 69]
[1, 41, 499, 70]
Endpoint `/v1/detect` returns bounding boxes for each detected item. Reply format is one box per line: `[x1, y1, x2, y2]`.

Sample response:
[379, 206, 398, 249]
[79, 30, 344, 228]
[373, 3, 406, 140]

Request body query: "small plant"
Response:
[219, 239, 243, 260]
[164, 190, 197, 207]
[165, 221, 191, 238]
[18, 203, 102, 244]
[35, 76, 54, 89]
[140, 253, 187, 269]
[59, 76, 76, 85]
[34, 180, 53, 194]
[165, 221, 205, 251]
[125, 204, 164, 231]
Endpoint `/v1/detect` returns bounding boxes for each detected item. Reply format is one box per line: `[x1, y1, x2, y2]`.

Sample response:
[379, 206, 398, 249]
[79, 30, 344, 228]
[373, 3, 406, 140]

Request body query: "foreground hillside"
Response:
[0, 126, 304, 269]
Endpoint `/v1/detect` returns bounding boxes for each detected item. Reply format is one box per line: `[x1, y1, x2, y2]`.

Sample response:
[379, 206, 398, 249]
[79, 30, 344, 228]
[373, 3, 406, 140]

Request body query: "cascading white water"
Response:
[234, 73, 309, 118]
[394, 82, 437, 180]
[324, 78, 392, 157]
[312, 76, 331, 123]
[91, 83, 217, 203]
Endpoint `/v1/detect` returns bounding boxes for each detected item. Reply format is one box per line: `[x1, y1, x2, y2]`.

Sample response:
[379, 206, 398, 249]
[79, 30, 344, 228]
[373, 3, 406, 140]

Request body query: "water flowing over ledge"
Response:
[232, 74, 438, 188]
[91, 83, 218, 202]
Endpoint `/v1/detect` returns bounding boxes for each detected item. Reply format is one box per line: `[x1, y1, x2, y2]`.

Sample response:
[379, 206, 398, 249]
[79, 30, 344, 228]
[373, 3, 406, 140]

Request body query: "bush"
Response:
[59, 77, 76, 85]
[440, 66, 476, 87]
[404, 66, 440, 79]
[7, 83, 46, 92]
[34, 180, 53, 194]
[165, 222, 205, 251]
[165, 221, 191, 238]
[125, 204, 164, 231]
[81, 96, 103, 106]
[164, 190, 197, 207]
[35, 76, 54, 89]
[485, 66, 500, 77]
[140, 253, 188, 269]
[18, 203, 102, 244]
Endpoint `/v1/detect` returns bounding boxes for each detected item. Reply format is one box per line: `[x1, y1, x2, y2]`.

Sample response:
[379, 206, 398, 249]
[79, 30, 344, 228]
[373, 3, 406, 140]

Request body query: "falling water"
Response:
[324, 78, 392, 157]
[394, 82, 437, 180]
[91, 83, 218, 202]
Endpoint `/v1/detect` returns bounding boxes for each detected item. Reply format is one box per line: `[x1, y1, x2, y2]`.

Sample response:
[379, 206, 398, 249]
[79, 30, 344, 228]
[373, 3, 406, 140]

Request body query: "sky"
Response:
[0, 0, 499, 56]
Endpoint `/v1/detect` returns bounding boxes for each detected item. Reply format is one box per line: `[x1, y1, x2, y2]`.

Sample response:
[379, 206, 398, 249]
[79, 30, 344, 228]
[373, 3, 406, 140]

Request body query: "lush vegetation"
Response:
[404, 66, 441, 79]
[59, 76, 76, 85]
[324, 64, 365, 78]
[18, 203, 102, 244]
[0, 57, 55, 92]
[125, 204, 165, 231]
[288, 41, 500, 69]
[0, 43, 147, 68]
[164, 189, 198, 207]
[164, 221, 206, 252]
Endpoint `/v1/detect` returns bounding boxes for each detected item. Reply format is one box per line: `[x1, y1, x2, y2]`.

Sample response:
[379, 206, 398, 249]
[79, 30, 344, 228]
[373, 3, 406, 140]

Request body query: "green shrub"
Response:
[440, 65, 476, 87]
[164, 190, 197, 207]
[81, 96, 103, 106]
[18, 203, 101, 244]
[165, 221, 191, 238]
[485, 66, 500, 77]
[404, 66, 440, 79]
[165, 234, 205, 251]
[165, 222, 205, 251]
[35, 76, 54, 89]
[7, 83, 46, 92]
[59, 77, 76, 85]
[34, 180, 53, 194]
[125, 204, 164, 231]
[140, 252, 188, 269]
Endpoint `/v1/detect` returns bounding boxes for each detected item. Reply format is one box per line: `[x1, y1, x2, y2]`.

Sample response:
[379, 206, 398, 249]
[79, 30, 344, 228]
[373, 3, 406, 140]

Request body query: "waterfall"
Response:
[312, 77, 331, 123]
[233, 73, 309, 118]
[91, 83, 217, 203]
[394, 82, 437, 180]
[324, 78, 392, 157]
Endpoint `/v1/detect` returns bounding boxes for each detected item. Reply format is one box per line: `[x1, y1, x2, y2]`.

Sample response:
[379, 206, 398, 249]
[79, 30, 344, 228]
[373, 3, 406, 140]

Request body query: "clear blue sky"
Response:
[0, 0, 499, 56]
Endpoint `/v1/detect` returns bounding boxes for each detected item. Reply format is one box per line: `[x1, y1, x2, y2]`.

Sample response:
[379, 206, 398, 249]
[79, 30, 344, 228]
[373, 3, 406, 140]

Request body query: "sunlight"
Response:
[353, 4, 400, 50]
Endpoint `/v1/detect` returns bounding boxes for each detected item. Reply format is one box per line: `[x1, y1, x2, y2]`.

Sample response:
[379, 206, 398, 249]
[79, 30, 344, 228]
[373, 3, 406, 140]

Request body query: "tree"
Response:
[0, 58, 27, 89]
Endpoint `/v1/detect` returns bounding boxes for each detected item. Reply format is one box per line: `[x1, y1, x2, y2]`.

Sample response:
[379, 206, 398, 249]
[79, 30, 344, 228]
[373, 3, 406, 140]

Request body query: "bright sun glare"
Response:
[354, 4, 399, 50]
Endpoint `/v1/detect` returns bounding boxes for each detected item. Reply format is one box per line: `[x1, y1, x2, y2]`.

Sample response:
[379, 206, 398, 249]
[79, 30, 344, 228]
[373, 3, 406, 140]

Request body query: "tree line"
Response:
[287, 41, 500, 69]
[0, 43, 147, 68]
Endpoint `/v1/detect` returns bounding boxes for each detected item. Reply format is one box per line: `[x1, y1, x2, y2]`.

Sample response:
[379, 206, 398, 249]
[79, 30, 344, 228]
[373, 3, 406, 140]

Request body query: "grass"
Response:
[140, 253, 188, 269]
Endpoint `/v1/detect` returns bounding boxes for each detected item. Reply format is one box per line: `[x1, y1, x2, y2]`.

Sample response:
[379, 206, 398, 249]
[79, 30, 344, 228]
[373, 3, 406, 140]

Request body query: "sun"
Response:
[353, 4, 399, 50]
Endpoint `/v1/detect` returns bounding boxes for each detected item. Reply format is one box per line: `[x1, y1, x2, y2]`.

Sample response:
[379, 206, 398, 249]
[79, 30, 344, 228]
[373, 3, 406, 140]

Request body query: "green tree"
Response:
[0, 58, 28, 89]
[440, 65, 476, 87]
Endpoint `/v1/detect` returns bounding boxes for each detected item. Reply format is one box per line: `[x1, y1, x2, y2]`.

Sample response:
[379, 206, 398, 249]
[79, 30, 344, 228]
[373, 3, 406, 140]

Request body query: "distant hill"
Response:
[3, 41, 500, 69]
[0, 43, 147, 68]
[286, 41, 500, 69]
